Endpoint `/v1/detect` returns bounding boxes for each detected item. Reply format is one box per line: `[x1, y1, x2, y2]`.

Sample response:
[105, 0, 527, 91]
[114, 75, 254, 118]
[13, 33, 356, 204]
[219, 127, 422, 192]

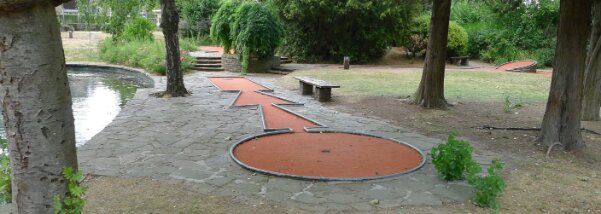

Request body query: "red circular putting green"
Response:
[209, 77, 425, 180]
[232, 132, 424, 180]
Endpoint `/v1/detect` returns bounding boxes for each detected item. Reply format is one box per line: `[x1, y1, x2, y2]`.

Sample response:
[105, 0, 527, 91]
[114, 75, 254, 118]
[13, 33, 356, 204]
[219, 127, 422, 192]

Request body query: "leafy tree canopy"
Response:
[268, 0, 420, 63]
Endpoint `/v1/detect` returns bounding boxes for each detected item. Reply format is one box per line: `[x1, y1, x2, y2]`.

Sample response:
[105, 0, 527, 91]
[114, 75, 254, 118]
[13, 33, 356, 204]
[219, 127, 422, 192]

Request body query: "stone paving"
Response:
[78, 72, 495, 213]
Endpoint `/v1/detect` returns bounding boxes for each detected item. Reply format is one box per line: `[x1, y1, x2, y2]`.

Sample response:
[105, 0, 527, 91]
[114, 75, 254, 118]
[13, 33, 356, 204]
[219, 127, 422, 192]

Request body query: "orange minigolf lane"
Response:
[209, 77, 318, 131]
[208, 77, 424, 179]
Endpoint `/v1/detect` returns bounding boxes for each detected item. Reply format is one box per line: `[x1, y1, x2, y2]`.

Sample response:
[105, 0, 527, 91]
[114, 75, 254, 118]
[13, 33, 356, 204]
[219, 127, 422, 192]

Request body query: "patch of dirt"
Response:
[330, 96, 601, 213]
[83, 176, 307, 214]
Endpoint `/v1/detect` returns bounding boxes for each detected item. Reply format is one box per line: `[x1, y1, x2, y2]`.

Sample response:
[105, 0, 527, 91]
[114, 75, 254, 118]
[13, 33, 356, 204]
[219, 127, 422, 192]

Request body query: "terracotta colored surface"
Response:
[496, 60, 536, 71]
[199, 46, 224, 54]
[208, 77, 424, 178]
[209, 77, 318, 131]
[234, 132, 423, 178]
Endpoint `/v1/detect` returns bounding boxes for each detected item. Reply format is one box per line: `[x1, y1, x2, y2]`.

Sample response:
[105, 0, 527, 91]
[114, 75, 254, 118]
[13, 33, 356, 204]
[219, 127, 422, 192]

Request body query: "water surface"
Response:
[0, 70, 139, 146]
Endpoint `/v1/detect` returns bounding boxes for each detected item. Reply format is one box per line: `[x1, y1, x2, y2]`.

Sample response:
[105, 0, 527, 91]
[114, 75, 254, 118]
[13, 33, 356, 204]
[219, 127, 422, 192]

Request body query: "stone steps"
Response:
[193, 56, 224, 72]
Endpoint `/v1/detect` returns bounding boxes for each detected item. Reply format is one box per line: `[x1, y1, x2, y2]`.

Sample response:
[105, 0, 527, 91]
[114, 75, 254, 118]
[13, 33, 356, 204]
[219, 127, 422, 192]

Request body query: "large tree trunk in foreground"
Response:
[538, 0, 593, 151]
[0, 1, 77, 213]
[582, 0, 601, 121]
[413, 0, 451, 109]
[160, 0, 189, 97]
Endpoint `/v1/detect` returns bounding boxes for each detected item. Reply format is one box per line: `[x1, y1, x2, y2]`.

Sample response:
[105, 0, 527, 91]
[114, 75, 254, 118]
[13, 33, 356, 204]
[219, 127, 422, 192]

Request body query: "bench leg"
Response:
[300, 82, 313, 95]
[315, 88, 332, 102]
[460, 59, 469, 66]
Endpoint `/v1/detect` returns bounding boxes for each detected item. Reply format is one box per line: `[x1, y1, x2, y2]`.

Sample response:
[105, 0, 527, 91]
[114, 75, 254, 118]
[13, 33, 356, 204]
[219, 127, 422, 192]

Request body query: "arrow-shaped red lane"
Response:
[209, 77, 320, 132]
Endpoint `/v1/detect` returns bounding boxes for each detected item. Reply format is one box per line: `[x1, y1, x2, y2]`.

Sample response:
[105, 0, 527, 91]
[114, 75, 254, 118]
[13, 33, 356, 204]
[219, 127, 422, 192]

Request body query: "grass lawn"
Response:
[278, 68, 551, 102]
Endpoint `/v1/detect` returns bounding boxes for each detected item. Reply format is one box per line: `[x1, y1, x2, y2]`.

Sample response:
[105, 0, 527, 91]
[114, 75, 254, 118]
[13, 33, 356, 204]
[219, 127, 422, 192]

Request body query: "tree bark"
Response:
[538, 0, 593, 151]
[413, 0, 451, 109]
[160, 0, 189, 97]
[0, 2, 78, 213]
[582, 0, 601, 121]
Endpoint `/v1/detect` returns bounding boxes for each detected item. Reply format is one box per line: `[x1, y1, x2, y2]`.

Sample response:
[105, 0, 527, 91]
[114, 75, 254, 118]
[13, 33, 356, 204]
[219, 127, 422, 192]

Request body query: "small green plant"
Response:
[53, 167, 86, 214]
[0, 138, 11, 204]
[468, 160, 506, 210]
[503, 95, 512, 113]
[503, 94, 524, 113]
[431, 132, 476, 181]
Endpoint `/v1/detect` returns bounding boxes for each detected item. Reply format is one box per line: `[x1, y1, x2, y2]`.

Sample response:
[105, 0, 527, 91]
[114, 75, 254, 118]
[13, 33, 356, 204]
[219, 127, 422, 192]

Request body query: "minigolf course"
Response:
[209, 77, 425, 181]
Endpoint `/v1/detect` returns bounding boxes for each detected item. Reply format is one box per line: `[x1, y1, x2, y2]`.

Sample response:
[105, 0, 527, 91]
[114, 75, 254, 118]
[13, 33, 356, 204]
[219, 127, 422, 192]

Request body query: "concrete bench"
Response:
[295, 76, 340, 102]
[449, 56, 469, 66]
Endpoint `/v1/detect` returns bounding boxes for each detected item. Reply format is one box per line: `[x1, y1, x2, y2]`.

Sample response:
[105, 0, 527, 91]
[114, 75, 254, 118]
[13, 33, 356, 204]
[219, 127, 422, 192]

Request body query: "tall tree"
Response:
[581, 0, 601, 121]
[538, 0, 593, 151]
[160, 0, 189, 97]
[413, 0, 452, 109]
[0, 0, 78, 213]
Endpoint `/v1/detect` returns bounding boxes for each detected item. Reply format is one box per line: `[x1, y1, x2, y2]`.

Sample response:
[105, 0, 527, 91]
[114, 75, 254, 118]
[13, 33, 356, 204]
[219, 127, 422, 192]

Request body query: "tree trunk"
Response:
[413, 0, 451, 109]
[160, 0, 189, 97]
[538, 0, 593, 151]
[582, 0, 601, 121]
[0, 2, 78, 213]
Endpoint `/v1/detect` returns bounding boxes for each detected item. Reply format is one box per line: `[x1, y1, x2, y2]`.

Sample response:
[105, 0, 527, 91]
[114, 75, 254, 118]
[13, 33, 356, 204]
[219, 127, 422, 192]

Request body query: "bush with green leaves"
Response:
[468, 160, 506, 209]
[0, 138, 11, 204]
[99, 38, 197, 75]
[121, 16, 156, 41]
[177, 0, 220, 37]
[269, 0, 420, 63]
[430, 132, 476, 181]
[210, 0, 240, 53]
[231, 1, 282, 74]
[402, 15, 469, 58]
[53, 167, 85, 214]
[451, 0, 559, 67]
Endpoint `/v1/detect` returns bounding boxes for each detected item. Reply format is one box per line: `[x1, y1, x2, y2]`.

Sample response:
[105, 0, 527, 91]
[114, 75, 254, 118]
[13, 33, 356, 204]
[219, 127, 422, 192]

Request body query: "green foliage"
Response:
[430, 132, 506, 209]
[468, 160, 506, 209]
[430, 132, 476, 181]
[0, 138, 11, 204]
[451, 0, 559, 67]
[402, 15, 469, 57]
[78, 0, 157, 39]
[177, 0, 220, 37]
[99, 38, 197, 75]
[122, 16, 156, 41]
[53, 167, 85, 214]
[210, 0, 240, 53]
[269, 0, 420, 63]
[231, 1, 282, 73]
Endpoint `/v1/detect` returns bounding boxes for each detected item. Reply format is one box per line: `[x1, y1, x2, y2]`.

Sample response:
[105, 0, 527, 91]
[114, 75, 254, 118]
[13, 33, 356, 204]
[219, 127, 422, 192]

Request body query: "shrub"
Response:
[431, 132, 476, 181]
[468, 160, 506, 209]
[99, 38, 197, 75]
[269, 0, 420, 63]
[0, 138, 11, 204]
[121, 16, 155, 41]
[402, 15, 469, 58]
[177, 0, 220, 37]
[210, 0, 240, 53]
[231, 1, 282, 74]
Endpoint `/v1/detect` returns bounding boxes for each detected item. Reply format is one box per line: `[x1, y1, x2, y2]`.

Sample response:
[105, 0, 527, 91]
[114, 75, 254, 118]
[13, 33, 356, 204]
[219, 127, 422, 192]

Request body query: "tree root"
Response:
[472, 125, 601, 135]
[546, 142, 562, 158]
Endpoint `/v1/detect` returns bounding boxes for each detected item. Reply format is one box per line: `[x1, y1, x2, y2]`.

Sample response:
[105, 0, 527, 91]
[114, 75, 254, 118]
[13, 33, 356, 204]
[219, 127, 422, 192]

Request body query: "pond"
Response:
[0, 65, 151, 146]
